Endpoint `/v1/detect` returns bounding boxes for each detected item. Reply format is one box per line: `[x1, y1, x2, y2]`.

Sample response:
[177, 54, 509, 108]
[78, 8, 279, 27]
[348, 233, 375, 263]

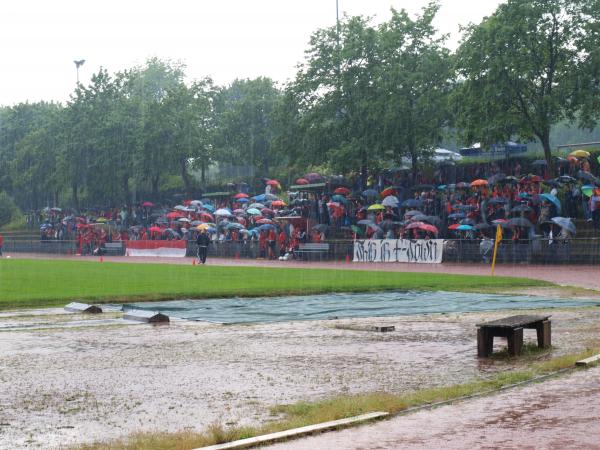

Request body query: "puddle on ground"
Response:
[118, 291, 599, 324]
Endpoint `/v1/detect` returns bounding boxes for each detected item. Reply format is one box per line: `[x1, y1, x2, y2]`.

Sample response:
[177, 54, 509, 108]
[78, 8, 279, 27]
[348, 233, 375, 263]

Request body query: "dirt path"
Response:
[6, 252, 600, 291]
[266, 365, 600, 450]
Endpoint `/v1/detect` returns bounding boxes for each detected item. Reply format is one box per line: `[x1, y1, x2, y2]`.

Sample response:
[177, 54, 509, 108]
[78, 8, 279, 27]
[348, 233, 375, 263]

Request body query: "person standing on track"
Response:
[196, 229, 211, 264]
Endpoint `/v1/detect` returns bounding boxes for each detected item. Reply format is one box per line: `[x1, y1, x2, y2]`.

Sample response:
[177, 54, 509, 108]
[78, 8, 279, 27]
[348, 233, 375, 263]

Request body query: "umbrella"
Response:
[257, 224, 277, 232]
[190, 200, 203, 206]
[215, 208, 232, 216]
[448, 223, 461, 230]
[550, 217, 576, 234]
[271, 200, 287, 207]
[557, 175, 577, 184]
[405, 221, 425, 230]
[470, 179, 488, 187]
[247, 208, 262, 215]
[508, 217, 534, 228]
[249, 203, 265, 209]
[233, 208, 246, 215]
[488, 173, 506, 185]
[577, 170, 599, 184]
[402, 199, 423, 208]
[460, 218, 477, 226]
[368, 204, 385, 211]
[570, 149, 591, 158]
[233, 193, 249, 199]
[582, 185, 595, 197]
[597, 155, 600, 165]
[265, 194, 280, 201]
[334, 187, 351, 196]
[226, 223, 245, 230]
[382, 196, 399, 207]
[295, 178, 309, 185]
[418, 224, 439, 235]
[362, 189, 379, 197]
[540, 193, 561, 213]
[357, 219, 375, 226]
[174, 205, 187, 211]
[455, 182, 470, 188]
[380, 187, 397, 198]
[447, 212, 466, 220]
[200, 212, 214, 222]
[266, 179, 280, 186]
[404, 210, 423, 217]
[177, 217, 191, 223]
[191, 220, 202, 226]
[256, 218, 274, 225]
[166, 211, 184, 219]
[202, 204, 215, 213]
[261, 208, 275, 216]
[312, 224, 329, 232]
[331, 195, 348, 204]
[511, 204, 533, 213]
[141, 201, 154, 207]
[149, 226, 163, 233]
[351, 225, 364, 236]
[456, 224, 474, 231]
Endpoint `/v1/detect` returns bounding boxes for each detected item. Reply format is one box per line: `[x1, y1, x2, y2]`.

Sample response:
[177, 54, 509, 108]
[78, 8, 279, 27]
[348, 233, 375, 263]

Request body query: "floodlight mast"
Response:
[74, 59, 85, 84]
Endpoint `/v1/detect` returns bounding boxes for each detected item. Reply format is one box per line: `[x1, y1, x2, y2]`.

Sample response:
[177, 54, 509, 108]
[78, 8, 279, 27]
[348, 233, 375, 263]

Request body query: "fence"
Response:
[3, 238, 600, 265]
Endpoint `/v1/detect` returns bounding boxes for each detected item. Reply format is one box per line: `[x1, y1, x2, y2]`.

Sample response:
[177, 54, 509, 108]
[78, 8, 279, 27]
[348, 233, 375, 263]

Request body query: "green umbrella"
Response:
[582, 185, 594, 197]
[351, 225, 364, 236]
[597, 155, 600, 164]
[368, 204, 385, 211]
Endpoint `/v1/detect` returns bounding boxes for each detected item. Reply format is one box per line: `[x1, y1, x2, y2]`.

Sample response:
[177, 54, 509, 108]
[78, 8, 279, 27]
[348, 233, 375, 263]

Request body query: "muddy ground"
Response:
[1, 302, 599, 449]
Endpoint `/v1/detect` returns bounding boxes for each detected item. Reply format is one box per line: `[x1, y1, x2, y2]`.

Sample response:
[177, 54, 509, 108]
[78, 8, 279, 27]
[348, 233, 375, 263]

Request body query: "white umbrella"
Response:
[215, 208, 232, 217]
[382, 195, 399, 207]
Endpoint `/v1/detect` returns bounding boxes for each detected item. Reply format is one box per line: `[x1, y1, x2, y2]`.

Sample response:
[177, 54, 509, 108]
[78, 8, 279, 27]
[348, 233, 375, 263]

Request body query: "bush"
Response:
[0, 191, 18, 228]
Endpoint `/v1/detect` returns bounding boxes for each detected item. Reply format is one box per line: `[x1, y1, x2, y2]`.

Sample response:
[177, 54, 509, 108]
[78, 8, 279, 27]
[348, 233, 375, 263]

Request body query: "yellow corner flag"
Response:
[491, 224, 502, 276]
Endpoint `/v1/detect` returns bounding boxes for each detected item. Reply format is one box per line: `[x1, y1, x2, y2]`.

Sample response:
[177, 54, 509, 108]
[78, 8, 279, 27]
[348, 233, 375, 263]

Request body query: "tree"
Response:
[454, 0, 600, 174]
[377, 3, 453, 181]
[214, 78, 281, 179]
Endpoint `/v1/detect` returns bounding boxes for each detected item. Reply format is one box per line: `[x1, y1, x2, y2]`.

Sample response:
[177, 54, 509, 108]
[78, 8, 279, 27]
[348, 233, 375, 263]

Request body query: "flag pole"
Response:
[490, 224, 502, 276]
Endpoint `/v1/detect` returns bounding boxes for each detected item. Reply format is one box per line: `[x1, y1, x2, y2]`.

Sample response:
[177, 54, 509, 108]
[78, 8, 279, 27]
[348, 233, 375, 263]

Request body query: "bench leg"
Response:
[536, 320, 551, 348]
[507, 328, 524, 356]
[477, 328, 494, 357]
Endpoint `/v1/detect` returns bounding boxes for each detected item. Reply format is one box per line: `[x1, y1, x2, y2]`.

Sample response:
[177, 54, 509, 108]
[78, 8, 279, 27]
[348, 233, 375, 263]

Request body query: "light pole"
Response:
[74, 59, 85, 84]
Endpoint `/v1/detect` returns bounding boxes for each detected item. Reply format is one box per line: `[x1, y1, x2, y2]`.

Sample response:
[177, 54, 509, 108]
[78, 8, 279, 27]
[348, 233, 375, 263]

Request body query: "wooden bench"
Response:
[476, 314, 551, 357]
[295, 243, 330, 260]
[102, 241, 125, 256]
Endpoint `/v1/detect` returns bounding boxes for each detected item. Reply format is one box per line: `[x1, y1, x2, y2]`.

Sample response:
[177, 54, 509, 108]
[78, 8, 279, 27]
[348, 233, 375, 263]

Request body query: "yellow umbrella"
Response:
[569, 149, 591, 158]
[367, 204, 385, 211]
[196, 223, 211, 230]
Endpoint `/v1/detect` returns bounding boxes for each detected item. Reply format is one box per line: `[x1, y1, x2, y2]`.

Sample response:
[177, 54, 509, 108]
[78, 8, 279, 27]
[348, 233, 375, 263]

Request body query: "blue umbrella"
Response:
[457, 224, 474, 231]
[540, 194, 561, 214]
[447, 212, 466, 220]
[253, 194, 267, 202]
[257, 224, 276, 231]
[402, 199, 423, 208]
[236, 198, 249, 203]
[203, 204, 215, 212]
[382, 196, 399, 207]
[331, 195, 348, 204]
[550, 217, 576, 234]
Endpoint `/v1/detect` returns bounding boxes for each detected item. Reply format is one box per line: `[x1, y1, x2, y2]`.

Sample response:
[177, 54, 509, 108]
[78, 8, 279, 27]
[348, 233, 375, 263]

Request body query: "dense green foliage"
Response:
[0, 259, 546, 309]
[0, 1, 599, 211]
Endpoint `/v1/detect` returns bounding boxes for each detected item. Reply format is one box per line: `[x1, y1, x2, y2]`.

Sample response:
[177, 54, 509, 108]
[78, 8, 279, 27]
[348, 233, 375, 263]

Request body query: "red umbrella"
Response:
[380, 187, 396, 198]
[271, 200, 286, 207]
[448, 223, 460, 230]
[334, 187, 351, 196]
[418, 224, 439, 235]
[233, 193, 249, 199]
[141, 201, 154, 207]
[149, 226, 163, 233]
[166, 211, 184, 219]
[256, 218, 273, 225]
[470, 179, 488, 187]
[200, 212, 214, 222]
[295, 178, 309, 185]
[266, 180, 280, 186]
[405, 221, 425, 230]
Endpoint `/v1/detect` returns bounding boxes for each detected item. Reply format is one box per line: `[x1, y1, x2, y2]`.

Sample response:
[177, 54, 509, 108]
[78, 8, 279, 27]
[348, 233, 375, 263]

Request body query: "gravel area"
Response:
[0, 305, 599, 449]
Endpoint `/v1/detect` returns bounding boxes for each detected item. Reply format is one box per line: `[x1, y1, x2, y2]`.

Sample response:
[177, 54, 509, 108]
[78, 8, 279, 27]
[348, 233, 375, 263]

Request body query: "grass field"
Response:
[0, 258, 550, 310]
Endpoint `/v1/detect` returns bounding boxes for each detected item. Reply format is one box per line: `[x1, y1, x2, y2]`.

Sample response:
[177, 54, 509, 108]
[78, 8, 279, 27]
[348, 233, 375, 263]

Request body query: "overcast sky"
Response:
[0, 0, 503, 106]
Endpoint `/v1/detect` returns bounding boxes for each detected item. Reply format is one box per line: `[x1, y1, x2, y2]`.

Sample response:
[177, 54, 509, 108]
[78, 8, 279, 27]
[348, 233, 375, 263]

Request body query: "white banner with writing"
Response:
[353, 239, 443, 264]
